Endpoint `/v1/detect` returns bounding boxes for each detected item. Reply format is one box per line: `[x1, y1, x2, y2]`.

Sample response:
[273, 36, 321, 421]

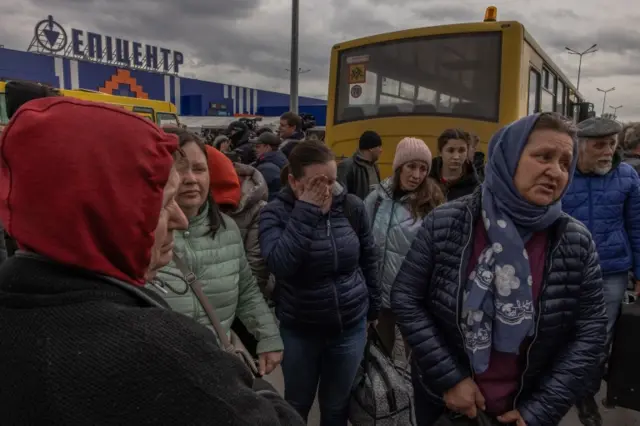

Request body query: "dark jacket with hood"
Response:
[254, 150, 288, 201]
[0, 98, 304, 426]
[391, 188, 607, 426]
[279, 131, 305, 159]
[430, 156, 480, 201]
[259, 182, 381, 335]
[337, 152, 381, 200]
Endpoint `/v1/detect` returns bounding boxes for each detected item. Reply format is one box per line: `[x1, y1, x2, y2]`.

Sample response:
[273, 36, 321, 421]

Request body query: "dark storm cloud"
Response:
[408, 3, 640, 82]
[26, 0, 260, 20]
[326, 3, 397, 41]
[3, 0, 640, 100]
[544, 27, 640, 56]
[412, 5, 483, 23]
[14, 0, 312, 81]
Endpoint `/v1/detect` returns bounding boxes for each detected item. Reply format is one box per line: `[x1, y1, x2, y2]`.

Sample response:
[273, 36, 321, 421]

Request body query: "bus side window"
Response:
[0, 93, 8, 125]
[132, 106, 156, 123]
[157, 112, 179, 127]
[528, 68, 541, 115]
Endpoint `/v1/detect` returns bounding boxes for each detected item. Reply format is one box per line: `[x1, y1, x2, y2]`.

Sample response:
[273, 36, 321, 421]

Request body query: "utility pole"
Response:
[289, 0, 299, 113]
[597, 87, 615, 116]
[565, 44, 597, 92]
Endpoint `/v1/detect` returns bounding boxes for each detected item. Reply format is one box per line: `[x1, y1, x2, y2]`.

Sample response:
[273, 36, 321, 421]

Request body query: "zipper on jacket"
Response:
[379, 200, 396, 283]
[512, 241, 560, 409]
[456, 206, 476, 379]
[327, 214, 343, 332]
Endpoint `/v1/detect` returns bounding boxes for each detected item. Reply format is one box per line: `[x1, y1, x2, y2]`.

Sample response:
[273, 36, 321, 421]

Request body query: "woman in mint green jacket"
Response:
[154, 128, 283, 376]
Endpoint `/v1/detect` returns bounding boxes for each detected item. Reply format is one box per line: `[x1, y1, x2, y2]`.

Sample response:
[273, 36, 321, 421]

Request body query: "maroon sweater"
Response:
[467, 219, 548, 415]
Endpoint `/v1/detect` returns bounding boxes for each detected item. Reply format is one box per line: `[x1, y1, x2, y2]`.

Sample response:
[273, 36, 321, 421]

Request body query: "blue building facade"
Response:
[0, 47, 326, 117]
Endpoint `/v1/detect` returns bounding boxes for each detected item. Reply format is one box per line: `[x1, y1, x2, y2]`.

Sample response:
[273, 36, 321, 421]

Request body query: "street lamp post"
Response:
[565, 44, 597, 92]
[610, 105, 623, 120]
[289, 0, 300, 113]
[597, 87, 615, 116]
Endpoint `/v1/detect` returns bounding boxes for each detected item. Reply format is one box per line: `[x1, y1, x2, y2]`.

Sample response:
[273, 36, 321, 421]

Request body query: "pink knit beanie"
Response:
[392, 137, 433, 172]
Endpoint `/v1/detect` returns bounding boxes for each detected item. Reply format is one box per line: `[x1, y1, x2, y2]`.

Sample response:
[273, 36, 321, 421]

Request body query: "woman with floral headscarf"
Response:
[391, 112, 607, 426]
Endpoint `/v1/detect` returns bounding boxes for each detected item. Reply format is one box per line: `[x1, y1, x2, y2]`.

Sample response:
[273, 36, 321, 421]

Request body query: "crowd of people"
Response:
[0, 80, 639, 426]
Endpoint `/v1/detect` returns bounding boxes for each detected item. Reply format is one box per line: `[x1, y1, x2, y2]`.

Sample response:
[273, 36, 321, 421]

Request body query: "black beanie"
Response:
[359, 130, 382, 150]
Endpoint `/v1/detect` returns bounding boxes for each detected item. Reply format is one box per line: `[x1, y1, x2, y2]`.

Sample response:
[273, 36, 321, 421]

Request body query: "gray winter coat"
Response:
[364, 177, 425, 308]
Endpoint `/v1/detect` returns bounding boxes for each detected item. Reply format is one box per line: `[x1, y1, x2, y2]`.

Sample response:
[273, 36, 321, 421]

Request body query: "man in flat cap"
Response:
[252, 132, 288, 201]
[562, 117, 640, 426]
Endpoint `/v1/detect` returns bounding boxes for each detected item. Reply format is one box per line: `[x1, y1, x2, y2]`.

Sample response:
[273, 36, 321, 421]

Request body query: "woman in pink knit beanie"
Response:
[364, 137, 444, 354]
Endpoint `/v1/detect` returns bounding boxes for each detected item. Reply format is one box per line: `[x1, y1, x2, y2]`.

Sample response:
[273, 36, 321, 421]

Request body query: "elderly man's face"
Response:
[578, 135, 617, 175]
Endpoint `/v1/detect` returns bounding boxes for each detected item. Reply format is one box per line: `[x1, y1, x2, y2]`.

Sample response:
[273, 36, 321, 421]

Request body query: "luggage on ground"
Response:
[349, 327, 415, 425]
[606, 299, 640, 411]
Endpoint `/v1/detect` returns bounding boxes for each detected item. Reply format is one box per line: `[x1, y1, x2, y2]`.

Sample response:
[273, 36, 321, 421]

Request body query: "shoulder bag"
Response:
[172, 253, 260, 377]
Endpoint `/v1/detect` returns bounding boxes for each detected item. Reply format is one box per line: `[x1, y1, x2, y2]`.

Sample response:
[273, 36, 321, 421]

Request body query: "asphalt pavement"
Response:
[261, 331, 640, 426]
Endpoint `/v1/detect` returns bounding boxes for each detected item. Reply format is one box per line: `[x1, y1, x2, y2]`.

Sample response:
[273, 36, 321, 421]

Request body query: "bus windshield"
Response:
[334, 31, 502, 124]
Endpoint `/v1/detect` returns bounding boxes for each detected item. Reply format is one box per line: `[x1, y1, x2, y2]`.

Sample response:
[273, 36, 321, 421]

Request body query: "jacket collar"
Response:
[0, 252, 168, 309]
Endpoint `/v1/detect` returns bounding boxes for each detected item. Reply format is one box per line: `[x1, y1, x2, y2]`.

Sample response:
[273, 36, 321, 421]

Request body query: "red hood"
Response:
[0, 97, 178, 285]
[205, 145, 241, 209]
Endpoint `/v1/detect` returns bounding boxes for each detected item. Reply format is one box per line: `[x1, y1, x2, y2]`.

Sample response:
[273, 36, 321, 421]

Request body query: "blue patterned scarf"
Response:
[462, 114, 577, 373]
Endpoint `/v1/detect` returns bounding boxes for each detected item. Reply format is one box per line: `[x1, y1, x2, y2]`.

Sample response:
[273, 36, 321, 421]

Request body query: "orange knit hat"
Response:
[204, 145, 241, 209]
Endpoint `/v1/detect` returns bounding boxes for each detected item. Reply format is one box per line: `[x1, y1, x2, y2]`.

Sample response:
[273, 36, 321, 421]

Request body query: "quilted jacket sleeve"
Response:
[355, 198, 381, 320]
[245, 202, 270, 294]
[259, 199, 323, 278]
[519, 237, 607, 426]
[363, 190, 379, 230]
[624, 169, 640, 278]
[391, 213, 468, 395]
[235, 249, 284, 354]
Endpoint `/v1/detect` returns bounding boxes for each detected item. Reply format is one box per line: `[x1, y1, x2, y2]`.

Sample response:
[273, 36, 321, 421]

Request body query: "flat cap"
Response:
[577, 117, 622, 139]
[251, 132, 280, 146]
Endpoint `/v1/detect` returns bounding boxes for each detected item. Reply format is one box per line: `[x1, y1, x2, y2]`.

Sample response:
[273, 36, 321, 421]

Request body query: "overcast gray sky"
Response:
[2, 0, 638, 120]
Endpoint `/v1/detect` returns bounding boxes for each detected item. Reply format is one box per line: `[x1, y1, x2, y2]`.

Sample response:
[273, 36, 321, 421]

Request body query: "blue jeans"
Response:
[602, 272, 629, 335]
[280, 318, 367, 426]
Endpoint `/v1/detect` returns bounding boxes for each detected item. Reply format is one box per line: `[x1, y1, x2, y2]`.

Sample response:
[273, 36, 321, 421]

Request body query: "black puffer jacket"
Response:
[430, 157, 480, 201]
[391, 189, 607, 426]
[259, 184, 381, 335]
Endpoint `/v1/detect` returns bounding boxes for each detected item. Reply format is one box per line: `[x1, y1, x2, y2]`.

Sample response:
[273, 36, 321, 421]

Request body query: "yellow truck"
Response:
[0, 81, 180, 127]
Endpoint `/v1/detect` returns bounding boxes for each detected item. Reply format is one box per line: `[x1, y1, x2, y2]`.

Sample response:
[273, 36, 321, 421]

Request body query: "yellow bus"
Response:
[0, 81, 180, 127]
[326, 7, 594, 178]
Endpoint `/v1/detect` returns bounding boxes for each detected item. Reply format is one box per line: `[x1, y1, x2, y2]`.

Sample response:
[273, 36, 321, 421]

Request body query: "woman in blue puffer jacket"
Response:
[365, 137, 444, 354]
[391, 113, 607, 426]
[259, 140, 381, 426]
